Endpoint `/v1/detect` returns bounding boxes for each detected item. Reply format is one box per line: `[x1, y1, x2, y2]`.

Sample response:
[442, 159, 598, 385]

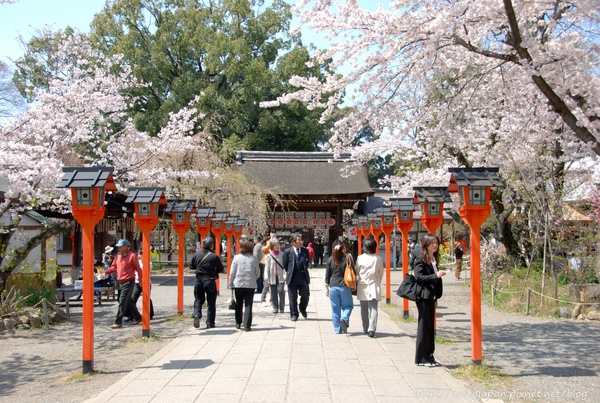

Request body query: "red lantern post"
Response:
[210, 212, 228, 292]
[413, 187, 451, 234]
[58, 166, 117, 374]
[224, 216, 239, 282]
[448, 167, 503, 365]
[195, 207, 216, 240]
[376, 207, 396, 303]
[166, 200, 195, 315]
[391, 198, 418, 318]
[126, 188, 167, 338]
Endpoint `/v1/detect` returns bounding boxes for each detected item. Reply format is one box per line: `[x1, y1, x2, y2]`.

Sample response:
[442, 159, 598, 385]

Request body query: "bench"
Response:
[56, 286, 111, 305]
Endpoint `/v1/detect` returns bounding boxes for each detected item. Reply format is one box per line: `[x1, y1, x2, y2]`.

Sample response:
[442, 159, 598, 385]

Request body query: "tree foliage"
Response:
[85, 0, 328, 150]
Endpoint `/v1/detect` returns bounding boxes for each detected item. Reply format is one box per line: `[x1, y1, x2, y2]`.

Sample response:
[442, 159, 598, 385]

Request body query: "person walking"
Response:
[324, 240, 355, 334]
[253, 236, 265, 295]
[356, 238, 384, 338]
[125, 251, 154, 322]
[260, 240, 272, 306]
[413, 233, 447, 367]
[229, 239, 260, 331]
[263, 238, 286, 314]
[104, 239, 143, 329]
[313, 238, 324, 266]
[190, 237, 224, 329]
[282, 233, 311, 321]
[307, 242, 315, 268]
[454, 243, 464, 280]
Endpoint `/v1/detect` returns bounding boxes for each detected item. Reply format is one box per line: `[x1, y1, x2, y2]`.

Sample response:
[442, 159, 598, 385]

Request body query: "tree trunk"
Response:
[491, 189, 520, 259]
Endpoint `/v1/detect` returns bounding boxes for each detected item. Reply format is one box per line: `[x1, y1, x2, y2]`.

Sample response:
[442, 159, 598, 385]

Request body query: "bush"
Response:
[1, 286, 31, 316]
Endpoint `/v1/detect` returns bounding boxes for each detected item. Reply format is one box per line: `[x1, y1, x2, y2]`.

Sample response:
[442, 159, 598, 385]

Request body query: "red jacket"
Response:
[105, 250, 143, 283]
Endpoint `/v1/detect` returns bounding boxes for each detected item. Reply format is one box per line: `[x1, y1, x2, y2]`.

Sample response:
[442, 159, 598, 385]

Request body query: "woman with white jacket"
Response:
[356, 238, 384, 337]
[229, 239, 260, 331]
[263, 238, 286, 314]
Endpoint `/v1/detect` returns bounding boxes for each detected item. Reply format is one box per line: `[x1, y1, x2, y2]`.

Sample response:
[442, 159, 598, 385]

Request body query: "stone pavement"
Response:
[85, 268, 479, 403]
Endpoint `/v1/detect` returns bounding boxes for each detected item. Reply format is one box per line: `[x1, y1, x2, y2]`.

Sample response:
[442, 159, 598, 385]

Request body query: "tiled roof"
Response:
[235, 151, 373, 198]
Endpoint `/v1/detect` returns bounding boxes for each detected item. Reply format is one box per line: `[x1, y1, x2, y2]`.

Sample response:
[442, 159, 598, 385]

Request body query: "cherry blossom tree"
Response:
[0, 31, 271, 289]
[263, 0, 599, 258]
[271, 0, 599, 160]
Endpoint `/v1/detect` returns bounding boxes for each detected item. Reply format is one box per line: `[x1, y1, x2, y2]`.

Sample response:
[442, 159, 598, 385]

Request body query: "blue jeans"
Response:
[193, 277, 217, 325]
[329, 286, 353, 333]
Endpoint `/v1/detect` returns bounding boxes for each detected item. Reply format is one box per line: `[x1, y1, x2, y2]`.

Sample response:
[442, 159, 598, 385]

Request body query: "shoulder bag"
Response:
[396, 273, 421, 301]
[344, 254, 357, 290]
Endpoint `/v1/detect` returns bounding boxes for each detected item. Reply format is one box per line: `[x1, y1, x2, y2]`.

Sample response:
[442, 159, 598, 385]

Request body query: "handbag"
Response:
[344, 254, 357, 289]
[396, 273, 421, 301]
[228, 290, 237, 310]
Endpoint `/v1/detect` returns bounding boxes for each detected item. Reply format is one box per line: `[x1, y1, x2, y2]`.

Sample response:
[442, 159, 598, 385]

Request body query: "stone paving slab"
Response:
[85, 268, 478, 403]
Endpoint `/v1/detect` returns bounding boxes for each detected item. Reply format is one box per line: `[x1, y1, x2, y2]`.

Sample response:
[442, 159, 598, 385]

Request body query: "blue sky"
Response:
[0, 0, 107, 63]
[1, 0, 389, 65]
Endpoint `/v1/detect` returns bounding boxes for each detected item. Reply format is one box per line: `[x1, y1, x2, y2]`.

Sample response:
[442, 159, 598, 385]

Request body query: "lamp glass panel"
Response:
[428, 202, 440, 216]
[176, 212, 185, 222]
[97, 187, 105, 205]
[460, 187, 468, 206]
[373, 220, 381, 228]
[469, 187, 487, 206]
[138, 203, 152, 216]
[401, 211, 410, 221]
[198, 217, 206, 226]
[76, 188, 94, 206]
[384, 216, 393, 225]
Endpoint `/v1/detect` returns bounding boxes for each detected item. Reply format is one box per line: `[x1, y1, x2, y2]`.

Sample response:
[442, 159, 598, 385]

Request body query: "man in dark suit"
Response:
[282, 233, 311, 321]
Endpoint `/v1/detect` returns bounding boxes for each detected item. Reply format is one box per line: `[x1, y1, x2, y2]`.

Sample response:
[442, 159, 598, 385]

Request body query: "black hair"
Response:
[202, 237, 215, 251]
[363, 238, 377, 254]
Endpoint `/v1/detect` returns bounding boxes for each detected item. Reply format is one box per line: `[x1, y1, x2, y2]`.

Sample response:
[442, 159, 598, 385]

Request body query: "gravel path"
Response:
[0, 273, 198, 403]
[383, 269, 600, 402]
[1, 269, 599, 402]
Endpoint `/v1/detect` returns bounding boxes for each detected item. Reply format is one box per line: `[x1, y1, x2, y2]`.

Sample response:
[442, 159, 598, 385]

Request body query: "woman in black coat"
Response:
[413, 233, 447, 366]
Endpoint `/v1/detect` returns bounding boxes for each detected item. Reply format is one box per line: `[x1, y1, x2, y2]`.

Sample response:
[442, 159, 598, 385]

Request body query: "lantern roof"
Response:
[212, 212, 228, 221]
[413, 187, 452, 204]
[390, 197, 419, 211]
[165, 199, 196, 213]
[375, 206, 395, 216]
[225, 215, 240, 224]
[447, 167, 504, 193]
[125, 187, 167, 205]
[58, 166, 117, 191]
[195, 206, 216, 218]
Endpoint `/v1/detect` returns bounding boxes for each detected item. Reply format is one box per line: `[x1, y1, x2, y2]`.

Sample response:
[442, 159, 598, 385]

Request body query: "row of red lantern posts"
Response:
[58, 167, 248, 374]
[351, 167, 503, 365]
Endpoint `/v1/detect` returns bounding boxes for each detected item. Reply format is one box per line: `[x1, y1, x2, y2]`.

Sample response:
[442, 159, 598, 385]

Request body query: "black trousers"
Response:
[194, 277, 217, 325]
[415, 298, 436, 364]
[126, 283, 154, 319]
[288, 279, 309, 318]
[234, 288, 255, 329]
[115, 279, 140, 325]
